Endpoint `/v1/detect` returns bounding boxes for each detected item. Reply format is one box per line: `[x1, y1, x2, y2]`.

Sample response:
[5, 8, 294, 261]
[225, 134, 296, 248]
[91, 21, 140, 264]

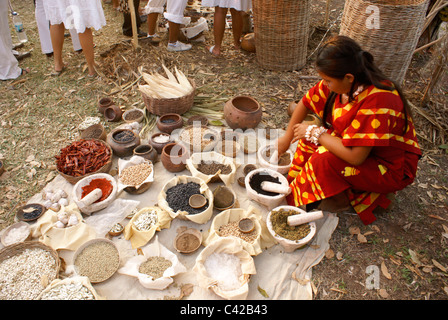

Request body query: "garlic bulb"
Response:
[55, 221, 65, 228]
[58, 198, 69, 206]
[67, 214, 79, 227]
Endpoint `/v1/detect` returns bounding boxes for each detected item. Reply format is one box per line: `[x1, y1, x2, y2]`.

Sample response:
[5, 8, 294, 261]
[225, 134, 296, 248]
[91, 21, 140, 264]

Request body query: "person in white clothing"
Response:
[43, 0, 106, 76]
[0, 0, 28, 80]
[202, 0, 252, 57]
[34, 0, 82, 56]
[143, 0, 192, 52]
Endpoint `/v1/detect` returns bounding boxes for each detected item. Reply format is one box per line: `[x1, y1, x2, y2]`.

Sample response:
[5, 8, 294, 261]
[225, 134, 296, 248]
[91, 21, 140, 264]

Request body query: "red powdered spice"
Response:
[81, 178, 113, 202]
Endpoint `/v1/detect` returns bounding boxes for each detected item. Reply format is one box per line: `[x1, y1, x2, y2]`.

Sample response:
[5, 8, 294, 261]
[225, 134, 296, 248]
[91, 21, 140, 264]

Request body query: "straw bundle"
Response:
[340, 0, 430, 84]
[252, 0, 311, 71]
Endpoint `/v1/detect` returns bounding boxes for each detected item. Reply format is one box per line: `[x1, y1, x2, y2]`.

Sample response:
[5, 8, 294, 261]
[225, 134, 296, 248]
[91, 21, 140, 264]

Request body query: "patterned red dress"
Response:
[286, 80, 421, 225]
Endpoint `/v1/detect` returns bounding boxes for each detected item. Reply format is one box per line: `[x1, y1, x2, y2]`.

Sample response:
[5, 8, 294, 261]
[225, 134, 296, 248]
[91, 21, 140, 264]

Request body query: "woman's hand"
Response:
[276, 135, 292, 156]
[291, 123, 309, 144]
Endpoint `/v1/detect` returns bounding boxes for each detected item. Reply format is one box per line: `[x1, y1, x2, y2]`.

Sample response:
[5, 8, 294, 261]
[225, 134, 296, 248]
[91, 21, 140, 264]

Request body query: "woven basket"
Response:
[340, 0, 430, 84]
[56, 139, 113, 185]
[252, 0, 310, 71]
[0, 241, 61, 277]
[142, 80, 196, 116]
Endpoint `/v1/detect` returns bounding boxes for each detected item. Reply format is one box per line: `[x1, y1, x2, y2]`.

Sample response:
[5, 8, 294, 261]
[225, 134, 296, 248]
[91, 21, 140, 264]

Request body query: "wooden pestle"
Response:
[78, 188, 103, 208]
[287, 210, 324, 226]
[261, 181, 291, 195]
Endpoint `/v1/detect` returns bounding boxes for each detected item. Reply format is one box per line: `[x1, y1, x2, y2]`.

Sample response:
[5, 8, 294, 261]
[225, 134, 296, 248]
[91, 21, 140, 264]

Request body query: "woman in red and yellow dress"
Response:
[277, 36, 421, 225]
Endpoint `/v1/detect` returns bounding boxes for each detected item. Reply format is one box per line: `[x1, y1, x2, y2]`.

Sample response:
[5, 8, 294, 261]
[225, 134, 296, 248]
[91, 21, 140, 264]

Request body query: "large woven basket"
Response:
[340, 0, 430, 84]
[252, 0, 310, 71]
[56, 139, 113, 185]
[142, 80, 196, 116]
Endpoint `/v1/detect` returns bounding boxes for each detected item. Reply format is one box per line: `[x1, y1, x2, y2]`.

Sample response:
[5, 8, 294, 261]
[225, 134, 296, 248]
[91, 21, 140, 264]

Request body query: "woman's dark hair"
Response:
[315, 35, 411, 133]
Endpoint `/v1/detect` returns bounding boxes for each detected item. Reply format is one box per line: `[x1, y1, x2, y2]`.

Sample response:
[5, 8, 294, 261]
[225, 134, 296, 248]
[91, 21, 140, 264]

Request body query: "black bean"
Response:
[165, 182, 208, 215]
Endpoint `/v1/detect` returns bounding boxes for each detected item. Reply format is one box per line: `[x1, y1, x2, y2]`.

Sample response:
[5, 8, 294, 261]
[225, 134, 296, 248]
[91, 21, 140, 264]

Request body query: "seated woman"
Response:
[277, 35, 421, 225]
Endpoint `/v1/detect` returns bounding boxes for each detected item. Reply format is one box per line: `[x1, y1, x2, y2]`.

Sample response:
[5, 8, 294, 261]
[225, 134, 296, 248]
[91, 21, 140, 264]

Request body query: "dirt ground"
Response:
[0, 0, 447, 300]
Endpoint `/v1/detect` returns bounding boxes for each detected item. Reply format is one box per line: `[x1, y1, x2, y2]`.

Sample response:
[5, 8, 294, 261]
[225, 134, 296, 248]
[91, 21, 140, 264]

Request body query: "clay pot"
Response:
[122, 108, 144, 123]
[161, 143, 189, 173]
[157, 113, 183, 134]
[0, 160, 4, 177]
[302, 113, 322, 126]
[241, 33, 256, 53]
[287, 100, 299, 117]
[133, 144, 158, 163]
[104, 105, 123, 122]
[223, 96, 262, 130]
[80, 123, 107, 141]
[98, 97, 114, 115]
[106, 128, 140, 157]
[149, 132, 173, 154]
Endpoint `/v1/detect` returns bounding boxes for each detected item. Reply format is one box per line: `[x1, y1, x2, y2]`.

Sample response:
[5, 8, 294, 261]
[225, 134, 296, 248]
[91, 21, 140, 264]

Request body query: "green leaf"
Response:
[257, 286, 269, 298]
[209, 120, 224, 126]
[438, 144, 448, 150]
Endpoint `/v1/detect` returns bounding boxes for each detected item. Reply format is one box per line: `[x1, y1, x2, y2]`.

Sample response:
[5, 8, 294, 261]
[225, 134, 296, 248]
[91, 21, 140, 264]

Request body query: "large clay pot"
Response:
[161, 143, 188, 173]
[106, 128, 140, 157]
[133, 144, 158, 163]
[241, 33, 256, 53]
[98, 97, 114, 115]
[157, 113, 183, 134]
[223, 96, 262, 130]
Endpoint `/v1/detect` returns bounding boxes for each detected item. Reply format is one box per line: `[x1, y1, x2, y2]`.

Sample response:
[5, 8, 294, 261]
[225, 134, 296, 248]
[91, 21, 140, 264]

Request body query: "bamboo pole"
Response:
[128, 0, 139, 49]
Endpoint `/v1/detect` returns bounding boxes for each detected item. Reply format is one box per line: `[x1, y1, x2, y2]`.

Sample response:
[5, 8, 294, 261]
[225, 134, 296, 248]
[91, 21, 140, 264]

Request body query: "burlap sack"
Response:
[193, 237, 256, 300]
[157, 175, 213, 224]
[124, 206, 172, 249]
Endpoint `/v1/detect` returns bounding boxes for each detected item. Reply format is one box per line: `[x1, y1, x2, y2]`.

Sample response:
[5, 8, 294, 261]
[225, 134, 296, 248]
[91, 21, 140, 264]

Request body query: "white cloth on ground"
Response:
[35, 0, 81, 54]
[202, 0, 252, 11]
[0, 0, 21, 80]
[43, 0, 106, 33]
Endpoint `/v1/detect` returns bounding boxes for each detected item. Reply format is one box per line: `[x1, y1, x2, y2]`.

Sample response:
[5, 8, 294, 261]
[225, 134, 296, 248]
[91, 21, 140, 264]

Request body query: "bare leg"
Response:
[208, 6, 227, 56]
[49, 23, 65, 72]
[168, 21, 180, 43]
[230, 8, 243, 49]
[147, 12, 159, 35]
[78, 28, 95, 76]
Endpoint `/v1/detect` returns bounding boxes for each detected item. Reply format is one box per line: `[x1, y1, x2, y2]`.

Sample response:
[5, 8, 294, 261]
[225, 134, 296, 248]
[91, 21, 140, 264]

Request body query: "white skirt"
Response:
[43, 0, 106, 33]
[143, 0, 189, 25]
[201, 0, 252, 11]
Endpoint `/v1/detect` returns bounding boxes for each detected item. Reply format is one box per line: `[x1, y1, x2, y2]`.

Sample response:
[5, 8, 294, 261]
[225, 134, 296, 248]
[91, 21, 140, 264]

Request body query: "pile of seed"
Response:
[74, 241, 119, 283]
[133, 209, 158, 231]
[119, 162, 152, 186]
[21, 204, 44, 220]
[0, 248, 58, 300]
[218, 221, 258, 243]
[40, 282, 95, 300]
[124, 110, 143, 121]
[139, 256, 172, 279]
[196, 160, 231, 175]
[270, 208, 311, 241]
[165, 182, 208, 215]
[180, 126, 216, 149]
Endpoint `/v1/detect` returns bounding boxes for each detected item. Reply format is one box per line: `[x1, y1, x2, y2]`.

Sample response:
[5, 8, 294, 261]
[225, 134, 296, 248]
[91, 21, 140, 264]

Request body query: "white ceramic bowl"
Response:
[266, 205, 317, 252]
[245, 168, 289, 210]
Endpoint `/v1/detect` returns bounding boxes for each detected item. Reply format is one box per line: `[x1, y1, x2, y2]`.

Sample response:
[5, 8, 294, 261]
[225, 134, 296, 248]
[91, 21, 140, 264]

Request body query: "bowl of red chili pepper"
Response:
[55, 139, 113, 184]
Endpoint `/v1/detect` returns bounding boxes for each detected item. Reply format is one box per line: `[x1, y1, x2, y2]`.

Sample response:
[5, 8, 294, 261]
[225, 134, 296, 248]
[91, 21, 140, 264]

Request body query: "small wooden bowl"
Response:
[187, 115, 208, 126]
[189, 194, 207, 209]
[173, 227, 202, 254]
[16, 203, 46, 222]
[80, 123, 107, 141]
[238, 176, 246, 188]
[213, 186, 236, 211]
[108, 223, 124, 237]
[238, 218, 255, 233]
[243, 164, 257, 176]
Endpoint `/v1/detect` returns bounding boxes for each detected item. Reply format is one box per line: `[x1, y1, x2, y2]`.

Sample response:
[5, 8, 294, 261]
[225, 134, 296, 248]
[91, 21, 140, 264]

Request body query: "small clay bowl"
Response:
[98, 97, 114, 115]
[104, 105, 123, 122]
[189, 194, 207, 209]
[238, 218, 255, 234]
[161, 143, 188, 172]
[220, 129, 240, 142]
[243, 164, 257, 176]
[80, 123, 107, 141]
[16, 203, 46, 222]
[187, 115, 208, 126]
[157, 113, 183, 134]
[237, 176, 246, 188]
[122, 108, 144, 123]
[213, 185, 236, 211]
[149, 132, 172, 154]
[173, 227, 202, 254]
[108, 223, 124, 237]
